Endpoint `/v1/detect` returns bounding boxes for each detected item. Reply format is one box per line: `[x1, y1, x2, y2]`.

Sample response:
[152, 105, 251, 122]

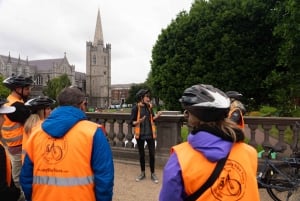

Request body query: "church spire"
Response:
[7, 51, 11, 63]
[93, 9, 104, 46]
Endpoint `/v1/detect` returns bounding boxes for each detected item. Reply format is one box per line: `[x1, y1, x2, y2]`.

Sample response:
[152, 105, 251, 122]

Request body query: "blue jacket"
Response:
[159, 131, 232, 201]
[20, 106, 114, 201]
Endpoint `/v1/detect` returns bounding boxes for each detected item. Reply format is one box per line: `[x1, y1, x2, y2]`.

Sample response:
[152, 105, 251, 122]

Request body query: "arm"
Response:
[153, 111, 162, 121]
[20, 154, 33, 201]
[159, 153, 185, 201]
[92, 128, 114, 201]
[7, 102, 31, 124]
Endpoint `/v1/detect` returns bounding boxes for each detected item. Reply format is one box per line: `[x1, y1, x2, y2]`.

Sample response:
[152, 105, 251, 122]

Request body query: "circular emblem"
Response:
[211, 159, 246, 200]
[43, 137, 68, 164]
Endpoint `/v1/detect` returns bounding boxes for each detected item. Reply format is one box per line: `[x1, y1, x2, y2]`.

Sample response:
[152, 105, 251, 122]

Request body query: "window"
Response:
[93, 55, 96, 65]
[36, 75, 43, 85]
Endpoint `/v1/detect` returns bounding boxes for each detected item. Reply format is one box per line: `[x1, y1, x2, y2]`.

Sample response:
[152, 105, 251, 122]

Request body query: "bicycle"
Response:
[257, 122, 300, 201]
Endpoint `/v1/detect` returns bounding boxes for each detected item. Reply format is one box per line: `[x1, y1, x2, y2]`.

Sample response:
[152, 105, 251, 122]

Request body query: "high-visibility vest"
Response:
[1, 95, 24, 147]
[228, 108, 245, 128]
[172, 142, 259, 201]
[134, 104, 156, 139]
[25, 120, 98, 201]
[21, 120, 42, 164]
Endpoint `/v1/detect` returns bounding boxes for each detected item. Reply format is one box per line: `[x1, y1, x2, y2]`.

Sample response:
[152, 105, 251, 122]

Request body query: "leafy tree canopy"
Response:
[43, 74, 71, 100]
[149, 0, 300, 116]
[0, 76, 10, 98]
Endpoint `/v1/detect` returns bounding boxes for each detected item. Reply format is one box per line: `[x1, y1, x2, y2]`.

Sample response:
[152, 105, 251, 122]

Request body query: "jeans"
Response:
[137, 138, 156, 173]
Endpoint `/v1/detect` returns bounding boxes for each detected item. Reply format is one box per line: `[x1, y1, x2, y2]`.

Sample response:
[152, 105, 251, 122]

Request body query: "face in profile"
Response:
[16, 86, 32, 100]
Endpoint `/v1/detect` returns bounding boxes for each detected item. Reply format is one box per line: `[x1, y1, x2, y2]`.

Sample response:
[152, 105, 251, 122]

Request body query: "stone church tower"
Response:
[86, 10, 111, 108]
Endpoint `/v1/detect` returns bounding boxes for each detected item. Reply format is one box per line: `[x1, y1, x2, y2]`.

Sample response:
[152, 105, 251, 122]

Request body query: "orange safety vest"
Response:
[25, 120, 98, 201]
[172, 142, 259, 201]
[0, 142, 12, 186]
[228, 108, 245, 129]
[1, 94, 24, 147]
[21, 120, 43, 164]
[134, 104, 156, 139]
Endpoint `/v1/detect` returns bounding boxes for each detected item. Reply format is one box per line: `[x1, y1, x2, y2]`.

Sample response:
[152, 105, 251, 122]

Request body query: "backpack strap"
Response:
[184, 154, 229, 201]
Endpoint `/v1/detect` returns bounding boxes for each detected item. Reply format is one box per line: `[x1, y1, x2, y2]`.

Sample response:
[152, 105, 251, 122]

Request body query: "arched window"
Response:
[36, 75, 43, 85]
[93, 55, 96, 65]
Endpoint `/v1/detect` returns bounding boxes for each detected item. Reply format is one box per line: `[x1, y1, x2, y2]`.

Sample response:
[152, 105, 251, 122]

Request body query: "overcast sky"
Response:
[0, 0, 194, 84]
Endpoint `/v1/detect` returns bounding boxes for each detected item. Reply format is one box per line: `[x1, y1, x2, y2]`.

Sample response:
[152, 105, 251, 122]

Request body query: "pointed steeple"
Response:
[7, 52, 11, 63]
[93, 9, 104, 46]
[17, 54, 21, 65]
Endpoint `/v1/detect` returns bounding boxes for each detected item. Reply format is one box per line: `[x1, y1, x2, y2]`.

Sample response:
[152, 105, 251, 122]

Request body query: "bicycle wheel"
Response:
[265, 164, 300, 201]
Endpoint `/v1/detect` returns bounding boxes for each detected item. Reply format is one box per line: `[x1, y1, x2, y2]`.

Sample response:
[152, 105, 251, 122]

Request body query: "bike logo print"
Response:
[211, 159, 246, 200]
[43, 137, 67, 164]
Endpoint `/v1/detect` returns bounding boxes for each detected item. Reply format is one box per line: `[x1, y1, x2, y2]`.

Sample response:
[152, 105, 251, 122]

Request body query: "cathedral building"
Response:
[0, 9, 112, 108]
[86, 9, 111, 108]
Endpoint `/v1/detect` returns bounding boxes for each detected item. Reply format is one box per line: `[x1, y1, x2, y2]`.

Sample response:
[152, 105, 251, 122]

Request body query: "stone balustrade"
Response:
[86, 112, 300, 166]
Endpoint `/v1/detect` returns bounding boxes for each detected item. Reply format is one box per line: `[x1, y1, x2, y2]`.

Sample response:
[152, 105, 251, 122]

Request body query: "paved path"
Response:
[113, 161, 272, 201]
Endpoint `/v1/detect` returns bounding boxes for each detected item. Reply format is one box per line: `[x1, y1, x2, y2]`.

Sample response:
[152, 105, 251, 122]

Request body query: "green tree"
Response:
[43, 74, 71, 100]
[149, 0, 299, 115]
[0, 76, 10, 98]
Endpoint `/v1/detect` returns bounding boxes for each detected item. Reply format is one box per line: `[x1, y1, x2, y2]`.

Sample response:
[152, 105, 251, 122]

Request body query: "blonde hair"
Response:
[24, 109, 47, 135]
[230, 100, 245, 112]
[188, 113, 242, 142]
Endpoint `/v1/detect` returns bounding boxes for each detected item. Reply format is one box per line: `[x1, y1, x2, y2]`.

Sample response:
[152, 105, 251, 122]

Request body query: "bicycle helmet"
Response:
[3, 75, 34, 90]
[226, 91, 243, 101]
[179, 84, 230, 122]
[136, 89, 150, 101]
[0, 98, 16, 114]
[25, 96, 56, 112]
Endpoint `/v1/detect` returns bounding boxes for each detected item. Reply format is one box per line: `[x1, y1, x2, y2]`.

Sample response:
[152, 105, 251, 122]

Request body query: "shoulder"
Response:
[233, 142, 257, 156]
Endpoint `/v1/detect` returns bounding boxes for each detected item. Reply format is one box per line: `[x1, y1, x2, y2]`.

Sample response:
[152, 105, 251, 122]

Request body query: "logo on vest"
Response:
[211, 159, 246, 200]
[43, 137, 67, 164]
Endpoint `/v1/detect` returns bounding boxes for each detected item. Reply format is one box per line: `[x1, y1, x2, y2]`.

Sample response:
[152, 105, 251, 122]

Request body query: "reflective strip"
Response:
[2, 123, 22, 131]
[33, 176, 94, 186]
[2, 134, 22, 142]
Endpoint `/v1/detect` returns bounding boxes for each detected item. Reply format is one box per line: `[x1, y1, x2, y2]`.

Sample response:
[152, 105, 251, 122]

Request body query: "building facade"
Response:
[0, 10, 112, 105]
[0, 52, 82, 97]
[86, 9, 111, 109]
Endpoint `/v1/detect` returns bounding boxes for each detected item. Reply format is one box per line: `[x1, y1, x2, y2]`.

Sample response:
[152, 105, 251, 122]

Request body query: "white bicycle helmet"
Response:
[179, 84, 230, 122]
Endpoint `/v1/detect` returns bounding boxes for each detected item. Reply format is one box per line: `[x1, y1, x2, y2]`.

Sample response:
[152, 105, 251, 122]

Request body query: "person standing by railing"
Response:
[131, 89, 162, 184]
[159, 84, 259, 201]
[1, 75, 34, 201]
[22, 96, 56, 163]
[20, 87, 114, 201]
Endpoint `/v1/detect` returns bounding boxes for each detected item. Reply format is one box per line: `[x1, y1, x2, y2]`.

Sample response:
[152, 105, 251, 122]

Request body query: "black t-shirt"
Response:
[6, 102, 31, 124]
[130, 104, 155, 140]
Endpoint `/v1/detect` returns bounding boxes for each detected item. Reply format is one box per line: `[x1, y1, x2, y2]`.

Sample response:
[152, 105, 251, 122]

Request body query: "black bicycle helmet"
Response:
[3, 75, 34, 90]
[136, 89, 150, 101]
[25, 96, 56, 112]
[179, 84, 230, 122]
[226, 91, 243, 101]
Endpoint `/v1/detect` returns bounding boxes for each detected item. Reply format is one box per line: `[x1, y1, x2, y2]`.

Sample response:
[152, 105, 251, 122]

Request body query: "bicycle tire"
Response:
[265, 163, 300, 201]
